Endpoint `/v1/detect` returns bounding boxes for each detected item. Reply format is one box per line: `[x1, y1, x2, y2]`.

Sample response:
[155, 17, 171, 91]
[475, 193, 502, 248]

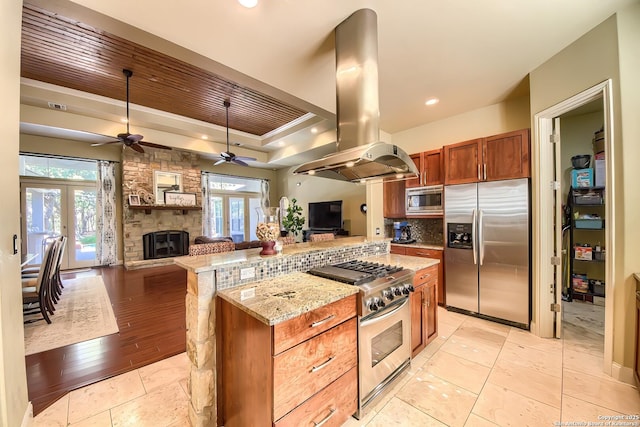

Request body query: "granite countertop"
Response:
[363, 253, 439, 271]
[217, 272, 360, 326]
[390, 242, 444, 250]
[174, 236, 377, 273]
[217, 253, 439, 326]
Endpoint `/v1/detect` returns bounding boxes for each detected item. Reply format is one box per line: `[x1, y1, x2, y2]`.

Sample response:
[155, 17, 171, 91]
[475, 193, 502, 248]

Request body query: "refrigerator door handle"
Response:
[479, 209, 485, 265]
[472, 208, 478, 265]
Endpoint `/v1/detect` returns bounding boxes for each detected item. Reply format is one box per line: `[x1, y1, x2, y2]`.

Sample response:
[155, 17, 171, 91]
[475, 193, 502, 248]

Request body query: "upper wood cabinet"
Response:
[444, 129, 530, 185]
[406, 148, 444, 188]
[484, 129, 530, 181]
[443, 138, 484, 185]
[383, 179, 406, 219]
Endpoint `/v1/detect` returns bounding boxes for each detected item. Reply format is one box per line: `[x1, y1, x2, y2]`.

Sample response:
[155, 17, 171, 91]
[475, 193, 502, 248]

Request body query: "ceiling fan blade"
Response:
[214, 158, 227, 166]
[232, 158, 249, 167]
[220, 151, 232, 159]
[130, 143, 145, 153]
[127, 134, 144, 143]
[139, 141, 171, 150]
[235, 155, 257, 162]
[91, 140, 121, 147]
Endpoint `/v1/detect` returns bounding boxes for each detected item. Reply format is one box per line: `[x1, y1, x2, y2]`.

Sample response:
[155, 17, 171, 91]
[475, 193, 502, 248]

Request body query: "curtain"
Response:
[261, 179, 270, 208]
[96, 161, 117, 265]
[201, 172, 211, 236]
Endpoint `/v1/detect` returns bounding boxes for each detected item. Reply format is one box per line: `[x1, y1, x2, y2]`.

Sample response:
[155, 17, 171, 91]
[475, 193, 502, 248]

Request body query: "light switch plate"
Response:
[240, 267, 255, 280]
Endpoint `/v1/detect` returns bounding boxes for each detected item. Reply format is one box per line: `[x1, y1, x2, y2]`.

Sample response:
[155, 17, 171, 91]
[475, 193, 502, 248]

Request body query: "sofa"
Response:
[194, 236, 262, 251]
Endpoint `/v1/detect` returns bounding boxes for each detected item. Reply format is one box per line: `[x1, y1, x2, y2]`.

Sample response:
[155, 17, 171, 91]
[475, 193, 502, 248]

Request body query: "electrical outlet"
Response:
[240, 267, 255, 280]
[240, 287, 255, 301]
[375, 227, 381, 235]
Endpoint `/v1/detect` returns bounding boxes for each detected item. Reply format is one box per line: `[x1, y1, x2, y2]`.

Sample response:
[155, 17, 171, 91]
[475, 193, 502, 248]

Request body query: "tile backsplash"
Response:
[384, 218, 444, 246]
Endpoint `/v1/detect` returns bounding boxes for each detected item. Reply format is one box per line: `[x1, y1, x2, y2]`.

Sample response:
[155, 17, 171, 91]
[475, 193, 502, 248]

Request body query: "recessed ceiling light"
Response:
[308, 170, 316, 175]
[311, 127, 318, 134]
[121, 118, 128, 123]
[201, 135, 208, 140]
[425, 97, 439, 106]
[278, 141, 286, 147]
[238, 0, 258, 8]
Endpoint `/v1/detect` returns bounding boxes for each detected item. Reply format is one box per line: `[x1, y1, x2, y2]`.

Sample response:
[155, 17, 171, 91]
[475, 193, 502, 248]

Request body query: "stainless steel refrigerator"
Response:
[444, 178, 530, 328]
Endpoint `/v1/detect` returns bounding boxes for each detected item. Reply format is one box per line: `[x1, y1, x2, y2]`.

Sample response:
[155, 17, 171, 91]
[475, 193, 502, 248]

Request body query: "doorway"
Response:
[21, 179, 97, 270]
[534, 79, 614, 376]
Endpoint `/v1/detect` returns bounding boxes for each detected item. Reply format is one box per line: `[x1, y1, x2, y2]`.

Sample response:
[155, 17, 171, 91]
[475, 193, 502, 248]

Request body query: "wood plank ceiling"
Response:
[20, 3, 308, 137]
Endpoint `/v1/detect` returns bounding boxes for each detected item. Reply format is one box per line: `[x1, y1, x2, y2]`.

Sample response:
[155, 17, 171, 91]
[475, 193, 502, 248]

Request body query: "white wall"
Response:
[0, 1, 30, 425]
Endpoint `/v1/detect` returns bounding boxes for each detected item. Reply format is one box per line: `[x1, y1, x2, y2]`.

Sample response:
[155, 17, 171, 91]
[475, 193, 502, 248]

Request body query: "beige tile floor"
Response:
[34, 302, 640, 427]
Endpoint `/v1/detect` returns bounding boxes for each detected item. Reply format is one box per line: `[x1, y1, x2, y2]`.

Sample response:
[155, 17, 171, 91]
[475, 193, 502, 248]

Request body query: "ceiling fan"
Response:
[92, 69, 171, 153]
[214, 100, 256, 166]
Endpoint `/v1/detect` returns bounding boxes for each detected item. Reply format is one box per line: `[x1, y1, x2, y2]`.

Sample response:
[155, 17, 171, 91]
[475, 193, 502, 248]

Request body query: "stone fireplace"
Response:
[122, 149, 202, 268]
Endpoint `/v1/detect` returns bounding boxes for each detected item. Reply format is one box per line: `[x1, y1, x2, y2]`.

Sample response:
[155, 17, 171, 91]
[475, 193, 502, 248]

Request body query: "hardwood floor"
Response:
[25, 264, 187, 415]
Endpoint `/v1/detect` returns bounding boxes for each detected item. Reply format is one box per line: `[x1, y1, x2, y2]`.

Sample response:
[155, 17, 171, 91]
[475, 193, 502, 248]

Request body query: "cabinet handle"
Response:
[313, 408, 336, 427]
[310, 315, 335, 328]
[311, 356, 335, 373]
[477, 164, 481, 181]
[483, 163, 487, 180]
[419, 273, 432, 281]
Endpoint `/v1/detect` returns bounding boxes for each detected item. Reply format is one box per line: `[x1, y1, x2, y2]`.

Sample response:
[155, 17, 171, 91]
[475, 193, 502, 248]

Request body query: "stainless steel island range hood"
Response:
[293, 9, 418, 182]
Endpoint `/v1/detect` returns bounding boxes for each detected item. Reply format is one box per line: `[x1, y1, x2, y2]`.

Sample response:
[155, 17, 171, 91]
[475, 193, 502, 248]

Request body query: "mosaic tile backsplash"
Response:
[215, 240, 389, 291]
[384, 218, 444, 245]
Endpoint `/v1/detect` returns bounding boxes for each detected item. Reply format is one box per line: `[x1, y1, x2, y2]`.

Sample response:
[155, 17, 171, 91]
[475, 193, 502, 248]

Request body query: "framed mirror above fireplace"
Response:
[154, 171, 182, 204]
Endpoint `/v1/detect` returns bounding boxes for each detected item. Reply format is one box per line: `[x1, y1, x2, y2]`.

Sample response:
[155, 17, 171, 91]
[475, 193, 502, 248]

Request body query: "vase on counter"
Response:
[256, 207, 280, 255]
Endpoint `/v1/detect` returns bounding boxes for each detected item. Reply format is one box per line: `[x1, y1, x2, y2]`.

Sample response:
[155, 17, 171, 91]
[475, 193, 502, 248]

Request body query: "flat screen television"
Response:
[308, 200, 343, 230]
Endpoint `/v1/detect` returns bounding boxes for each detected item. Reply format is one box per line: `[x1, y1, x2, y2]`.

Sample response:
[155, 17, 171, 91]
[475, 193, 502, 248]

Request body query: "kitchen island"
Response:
[174, 237, 438, 426]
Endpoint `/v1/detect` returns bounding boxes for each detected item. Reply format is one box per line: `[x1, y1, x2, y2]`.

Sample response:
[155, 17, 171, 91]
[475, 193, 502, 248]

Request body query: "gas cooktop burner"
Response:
[334, 261, 403, 277]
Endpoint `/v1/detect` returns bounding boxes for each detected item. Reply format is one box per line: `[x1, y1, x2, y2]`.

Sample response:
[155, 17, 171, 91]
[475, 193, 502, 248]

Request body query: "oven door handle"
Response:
[360, 298, 409, 327]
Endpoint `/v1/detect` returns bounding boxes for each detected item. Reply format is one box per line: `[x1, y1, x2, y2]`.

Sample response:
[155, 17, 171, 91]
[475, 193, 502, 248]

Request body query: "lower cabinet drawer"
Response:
[273, 318, 357, 421]
[274, 367, 358, 427]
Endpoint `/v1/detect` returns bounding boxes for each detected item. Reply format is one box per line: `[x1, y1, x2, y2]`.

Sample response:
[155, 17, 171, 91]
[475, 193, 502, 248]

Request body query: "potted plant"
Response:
[282, 198, 305, 239]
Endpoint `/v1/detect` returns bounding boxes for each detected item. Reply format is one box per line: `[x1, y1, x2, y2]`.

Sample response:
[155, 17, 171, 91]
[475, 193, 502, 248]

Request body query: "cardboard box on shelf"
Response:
[571, 168, 594, 188]
[572, 273, 589, 293]
[574, 245, 593, 260]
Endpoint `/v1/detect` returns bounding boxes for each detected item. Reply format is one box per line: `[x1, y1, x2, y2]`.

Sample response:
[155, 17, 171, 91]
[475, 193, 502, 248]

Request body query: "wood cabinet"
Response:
[444, 129, 530, 185]
[405, 247, 445, 307]
[218, 294, 358, 427]
[406, 148, 444, 188]
[636, 291, 640, 387]
[410, 265, 438, 357]
[383, 179, 405, 218]
[392, 245, 445, 306]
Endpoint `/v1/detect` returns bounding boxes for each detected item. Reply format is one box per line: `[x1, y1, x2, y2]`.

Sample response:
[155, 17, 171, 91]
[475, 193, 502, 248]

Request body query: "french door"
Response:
[21, 180, 97, 269]
[207, 195, 261, 242]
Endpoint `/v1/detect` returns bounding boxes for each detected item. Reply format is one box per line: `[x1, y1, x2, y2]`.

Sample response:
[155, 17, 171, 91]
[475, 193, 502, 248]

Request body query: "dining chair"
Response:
[278, 236, 295, 245]
[188, 241, 236, 256]
[22, 238, 58, 324]
[309, 233, 335, 242]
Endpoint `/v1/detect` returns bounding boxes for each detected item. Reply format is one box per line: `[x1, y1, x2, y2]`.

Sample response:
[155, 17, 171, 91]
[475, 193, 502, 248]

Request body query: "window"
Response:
[19, 154, 97, 181]
[203, 173, 267, 243]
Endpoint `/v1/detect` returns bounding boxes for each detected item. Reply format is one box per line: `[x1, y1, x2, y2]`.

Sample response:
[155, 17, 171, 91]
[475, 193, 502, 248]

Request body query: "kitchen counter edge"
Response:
[217, 254, 439, 326]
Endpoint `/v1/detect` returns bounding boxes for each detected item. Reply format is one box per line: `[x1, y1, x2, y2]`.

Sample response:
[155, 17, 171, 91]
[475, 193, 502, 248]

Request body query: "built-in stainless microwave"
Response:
[406, 185, 444, 215]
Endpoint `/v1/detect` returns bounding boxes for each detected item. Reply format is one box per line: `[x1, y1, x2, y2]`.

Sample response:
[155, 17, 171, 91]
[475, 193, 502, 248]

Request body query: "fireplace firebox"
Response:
[143, 230, 189, 259]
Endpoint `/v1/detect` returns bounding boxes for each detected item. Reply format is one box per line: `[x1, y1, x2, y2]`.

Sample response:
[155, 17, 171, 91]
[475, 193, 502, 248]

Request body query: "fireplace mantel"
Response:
[129, 205, 202, 215]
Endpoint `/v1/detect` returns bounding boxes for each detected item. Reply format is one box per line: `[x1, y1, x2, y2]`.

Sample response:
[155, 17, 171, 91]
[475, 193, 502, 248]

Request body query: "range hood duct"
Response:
[293, 8, 418, 182]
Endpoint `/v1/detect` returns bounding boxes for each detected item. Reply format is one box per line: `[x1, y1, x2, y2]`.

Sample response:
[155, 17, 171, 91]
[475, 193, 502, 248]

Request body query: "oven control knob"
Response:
[393, 287, 402, 296]
[405, 284, 415, 293]
[382, 289, 395, 301]
[367, 298, 380, 311]
[377, 299, 386, 309]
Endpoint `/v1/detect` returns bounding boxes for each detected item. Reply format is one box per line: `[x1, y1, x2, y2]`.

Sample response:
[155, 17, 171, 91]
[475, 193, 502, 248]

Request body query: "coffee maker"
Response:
[392, 221, 415, 244]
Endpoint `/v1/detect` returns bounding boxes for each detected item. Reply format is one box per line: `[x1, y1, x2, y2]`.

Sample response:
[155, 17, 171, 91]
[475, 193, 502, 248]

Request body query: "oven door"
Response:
[358, 298, 411, 406]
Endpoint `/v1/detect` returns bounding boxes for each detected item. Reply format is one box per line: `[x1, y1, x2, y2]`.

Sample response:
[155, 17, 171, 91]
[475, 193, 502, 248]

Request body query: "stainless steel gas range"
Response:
[308, 260, 415, 418]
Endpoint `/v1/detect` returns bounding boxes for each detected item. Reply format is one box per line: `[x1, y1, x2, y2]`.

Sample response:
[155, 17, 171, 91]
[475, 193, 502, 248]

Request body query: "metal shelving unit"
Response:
[568, 186, 606, 302]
